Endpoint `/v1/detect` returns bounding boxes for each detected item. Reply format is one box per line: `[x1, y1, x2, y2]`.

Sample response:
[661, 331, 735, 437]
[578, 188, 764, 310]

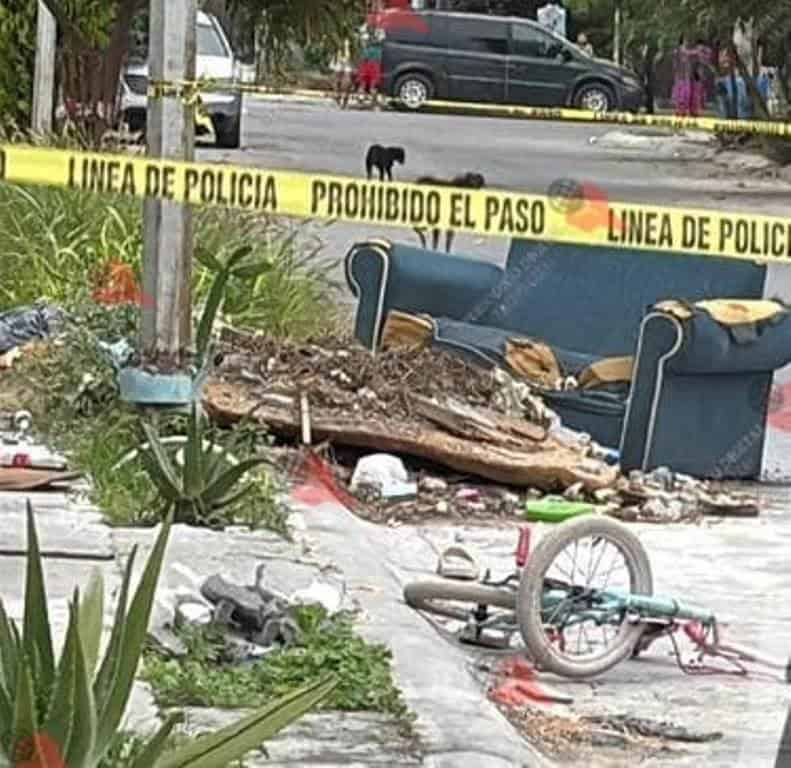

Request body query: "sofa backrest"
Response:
[485, 241, 766, 357]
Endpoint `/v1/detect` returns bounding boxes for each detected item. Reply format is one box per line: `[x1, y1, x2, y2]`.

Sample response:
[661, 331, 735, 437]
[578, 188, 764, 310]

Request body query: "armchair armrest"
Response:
[620, 311, 684, 473]
[666, 308, 791, 375]
[621, 303, 791, 479]
[345, 240, 504, 352]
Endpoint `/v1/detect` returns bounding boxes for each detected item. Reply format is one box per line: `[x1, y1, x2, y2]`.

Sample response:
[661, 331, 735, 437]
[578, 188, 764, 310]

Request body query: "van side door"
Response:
[506, 22, 582, 106]
[444, 16, 508, 103]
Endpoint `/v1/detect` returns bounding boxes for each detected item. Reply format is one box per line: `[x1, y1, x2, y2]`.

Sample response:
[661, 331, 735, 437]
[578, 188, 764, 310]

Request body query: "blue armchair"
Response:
[345, 238, 790, 478]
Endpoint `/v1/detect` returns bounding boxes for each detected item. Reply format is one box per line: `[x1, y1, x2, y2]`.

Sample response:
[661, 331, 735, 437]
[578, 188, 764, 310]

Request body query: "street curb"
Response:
[288, 471, 555, 768]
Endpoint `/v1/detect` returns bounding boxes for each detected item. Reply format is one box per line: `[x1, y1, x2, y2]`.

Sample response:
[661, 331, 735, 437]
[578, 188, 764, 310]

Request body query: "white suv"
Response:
[121, 11, 243, 148]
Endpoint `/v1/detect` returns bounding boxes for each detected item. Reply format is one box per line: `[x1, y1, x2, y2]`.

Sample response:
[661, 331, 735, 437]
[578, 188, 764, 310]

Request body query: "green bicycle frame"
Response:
[541, 587, 716, 628]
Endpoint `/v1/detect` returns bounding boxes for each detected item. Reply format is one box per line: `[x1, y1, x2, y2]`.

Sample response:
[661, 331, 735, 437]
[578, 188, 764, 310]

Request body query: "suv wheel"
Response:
[573, 83, 615, 113]
[395, 73, 433, 110]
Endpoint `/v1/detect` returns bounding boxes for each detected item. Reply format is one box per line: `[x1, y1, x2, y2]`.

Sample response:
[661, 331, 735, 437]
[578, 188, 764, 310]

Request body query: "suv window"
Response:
[198, 22, 229, 57]
[510, 23, 560, 58]
[447, 17, 508, 55]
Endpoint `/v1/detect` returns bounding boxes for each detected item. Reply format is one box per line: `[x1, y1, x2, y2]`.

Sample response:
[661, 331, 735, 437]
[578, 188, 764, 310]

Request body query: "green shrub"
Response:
[0, 1, 36, 130]
[143, 605, 412, 726]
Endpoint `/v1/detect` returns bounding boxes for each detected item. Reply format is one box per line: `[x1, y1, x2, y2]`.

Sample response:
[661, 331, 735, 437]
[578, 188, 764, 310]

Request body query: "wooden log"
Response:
[204, 381, 616, 492]
[409, 394, 547, 445]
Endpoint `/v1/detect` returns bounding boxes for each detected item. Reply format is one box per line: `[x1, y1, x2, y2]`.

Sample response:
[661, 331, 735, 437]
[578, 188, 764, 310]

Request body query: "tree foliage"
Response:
[0, 0, 36, 130]
[227, 0, 364, 75]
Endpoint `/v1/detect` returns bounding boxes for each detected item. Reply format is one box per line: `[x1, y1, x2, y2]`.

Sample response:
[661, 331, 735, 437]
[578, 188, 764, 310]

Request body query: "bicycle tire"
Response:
[404, 580, 516, 622]
[517, 515, 653, 679]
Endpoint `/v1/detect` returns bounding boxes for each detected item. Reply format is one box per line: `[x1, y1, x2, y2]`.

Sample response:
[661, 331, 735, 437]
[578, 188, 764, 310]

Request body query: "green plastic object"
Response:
[523, 496, 596, 523]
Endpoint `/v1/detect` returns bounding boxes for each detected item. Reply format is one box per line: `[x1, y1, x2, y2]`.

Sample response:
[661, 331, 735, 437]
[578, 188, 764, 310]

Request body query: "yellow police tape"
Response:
[412, 98, 791, 139]
[147, 78, 791, 139]
[1, 143, 790, 264]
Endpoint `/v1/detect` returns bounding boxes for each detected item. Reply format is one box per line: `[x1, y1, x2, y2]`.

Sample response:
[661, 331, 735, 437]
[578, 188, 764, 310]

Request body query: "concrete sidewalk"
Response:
[3, 482, 787, 766]
[0, 489, 546, 766]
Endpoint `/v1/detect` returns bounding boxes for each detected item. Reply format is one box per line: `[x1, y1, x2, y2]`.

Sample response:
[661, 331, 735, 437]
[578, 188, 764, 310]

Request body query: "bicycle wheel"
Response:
[404, 580, 516, 622]
[517, 516, 653, 679]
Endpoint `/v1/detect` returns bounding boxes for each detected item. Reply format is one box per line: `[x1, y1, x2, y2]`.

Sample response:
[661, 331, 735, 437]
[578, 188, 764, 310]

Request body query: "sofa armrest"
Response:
[620, 305, 791, 478]
[666, 309, 791, 375]
[345, 240, 504, 352]
[620, 312, 684, 472]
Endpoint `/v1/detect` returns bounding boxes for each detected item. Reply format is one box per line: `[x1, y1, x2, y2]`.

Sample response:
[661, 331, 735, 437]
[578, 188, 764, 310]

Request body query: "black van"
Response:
[380, 11, 645, 113]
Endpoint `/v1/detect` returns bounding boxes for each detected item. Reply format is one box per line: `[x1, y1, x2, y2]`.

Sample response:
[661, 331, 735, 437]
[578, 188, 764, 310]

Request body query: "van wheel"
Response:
[573, 83, 615, 113]
[395, 73, 433, 110]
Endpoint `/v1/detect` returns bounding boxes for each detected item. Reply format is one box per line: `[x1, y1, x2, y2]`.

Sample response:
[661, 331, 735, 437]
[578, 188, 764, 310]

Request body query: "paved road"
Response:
[197, 99, 791, 287]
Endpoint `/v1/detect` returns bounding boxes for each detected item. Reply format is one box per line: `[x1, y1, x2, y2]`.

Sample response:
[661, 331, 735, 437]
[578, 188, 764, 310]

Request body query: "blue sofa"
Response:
[345, 238, 791, 479]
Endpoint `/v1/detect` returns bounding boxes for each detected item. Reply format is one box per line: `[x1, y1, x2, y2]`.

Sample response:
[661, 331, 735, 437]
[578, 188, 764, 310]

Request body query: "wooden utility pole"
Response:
[140, 0, 196, 374]
[32, 1, 57, 134]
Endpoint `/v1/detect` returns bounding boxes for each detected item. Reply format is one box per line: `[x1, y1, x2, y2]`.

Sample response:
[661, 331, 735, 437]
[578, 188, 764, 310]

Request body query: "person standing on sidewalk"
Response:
[330, 38, 354, 109]
[357, 27, 384, 109]
[537, 1, 568, 40]
[672, 35, 705, 116]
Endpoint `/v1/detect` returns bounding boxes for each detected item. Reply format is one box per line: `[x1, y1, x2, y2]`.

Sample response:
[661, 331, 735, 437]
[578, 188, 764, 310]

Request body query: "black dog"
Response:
[365, 144, 406, 181]
[414, 172, 486, 252]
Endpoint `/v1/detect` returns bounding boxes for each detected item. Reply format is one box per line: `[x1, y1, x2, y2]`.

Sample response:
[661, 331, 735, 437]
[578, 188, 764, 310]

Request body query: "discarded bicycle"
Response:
[404, 516, 790, 681]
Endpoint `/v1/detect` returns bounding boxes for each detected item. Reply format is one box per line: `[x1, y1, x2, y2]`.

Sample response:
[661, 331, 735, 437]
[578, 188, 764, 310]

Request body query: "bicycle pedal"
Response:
[459, 625, 511, 649]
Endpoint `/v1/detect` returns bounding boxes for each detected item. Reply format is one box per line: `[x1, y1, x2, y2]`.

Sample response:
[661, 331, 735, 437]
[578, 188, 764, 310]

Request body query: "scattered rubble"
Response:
[286, 446, 759, 526]
[610, 468, 760, 522]
[498, 703, 722, 763]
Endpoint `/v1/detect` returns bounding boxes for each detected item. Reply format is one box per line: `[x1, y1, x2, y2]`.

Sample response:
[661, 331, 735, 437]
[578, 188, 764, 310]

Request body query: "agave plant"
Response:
[139, 404, 272, 527]
[0, 501, 335, 768]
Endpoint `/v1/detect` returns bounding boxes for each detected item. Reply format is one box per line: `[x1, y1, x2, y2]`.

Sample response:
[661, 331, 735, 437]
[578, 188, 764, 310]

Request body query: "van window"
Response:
[198, 22, 229, 57]
[447, 17, 508, 55]
[510, 23, 559, 58]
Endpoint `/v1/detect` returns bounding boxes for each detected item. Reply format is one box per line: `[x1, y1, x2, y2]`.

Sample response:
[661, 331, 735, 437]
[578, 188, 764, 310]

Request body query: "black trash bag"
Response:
[0, 304, 65, 354]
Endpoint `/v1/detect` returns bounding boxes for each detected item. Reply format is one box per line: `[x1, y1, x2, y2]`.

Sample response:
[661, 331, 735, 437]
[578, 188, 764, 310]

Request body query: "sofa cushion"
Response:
[381, 310, 434, 350]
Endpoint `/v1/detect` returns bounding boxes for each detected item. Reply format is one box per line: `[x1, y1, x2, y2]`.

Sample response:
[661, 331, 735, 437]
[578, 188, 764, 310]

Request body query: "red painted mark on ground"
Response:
[488, 657, 573, 706]
[564, 181, 622, 235]
[767, 382, 791, 433]
[91, 261, 154, 308]
[289, 450, 360, 509]
[14, 733, 65, 768]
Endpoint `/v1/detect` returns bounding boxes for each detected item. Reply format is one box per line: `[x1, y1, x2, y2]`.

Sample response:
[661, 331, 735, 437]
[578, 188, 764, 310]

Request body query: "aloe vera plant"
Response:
[139, 404, 272, 527]
[0, 501, 335, 767]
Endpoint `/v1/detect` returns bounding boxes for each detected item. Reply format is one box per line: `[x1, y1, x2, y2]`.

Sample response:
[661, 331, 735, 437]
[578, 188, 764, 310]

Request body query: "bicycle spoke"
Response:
[540, 533, 639, 662]
[586, 537, 609, 589]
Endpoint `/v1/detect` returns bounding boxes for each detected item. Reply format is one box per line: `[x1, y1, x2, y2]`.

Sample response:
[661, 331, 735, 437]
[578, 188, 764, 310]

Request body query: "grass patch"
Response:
[2, 306, 289, 534]
[0, 183, 342, 340]
[142, 605, 413, 730]
[0, 184, 341, 532]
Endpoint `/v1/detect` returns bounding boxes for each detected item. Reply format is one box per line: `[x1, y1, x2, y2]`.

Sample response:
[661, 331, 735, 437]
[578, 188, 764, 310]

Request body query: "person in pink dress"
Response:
[672, 36, 707, 116]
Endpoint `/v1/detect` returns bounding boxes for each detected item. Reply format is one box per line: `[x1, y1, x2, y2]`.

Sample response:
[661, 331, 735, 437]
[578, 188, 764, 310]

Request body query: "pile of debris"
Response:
[206, 332, 760, 524]
[205, 332, 618, 493]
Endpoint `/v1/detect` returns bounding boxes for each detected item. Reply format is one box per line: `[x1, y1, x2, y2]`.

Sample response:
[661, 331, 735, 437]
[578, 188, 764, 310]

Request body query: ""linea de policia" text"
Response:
[67, 157, 279, 210]
[607, 208, 791, 258]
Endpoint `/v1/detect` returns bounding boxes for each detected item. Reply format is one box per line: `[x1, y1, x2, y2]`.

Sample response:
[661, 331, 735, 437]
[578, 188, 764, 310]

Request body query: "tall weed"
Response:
[0, 184, 340, 339]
